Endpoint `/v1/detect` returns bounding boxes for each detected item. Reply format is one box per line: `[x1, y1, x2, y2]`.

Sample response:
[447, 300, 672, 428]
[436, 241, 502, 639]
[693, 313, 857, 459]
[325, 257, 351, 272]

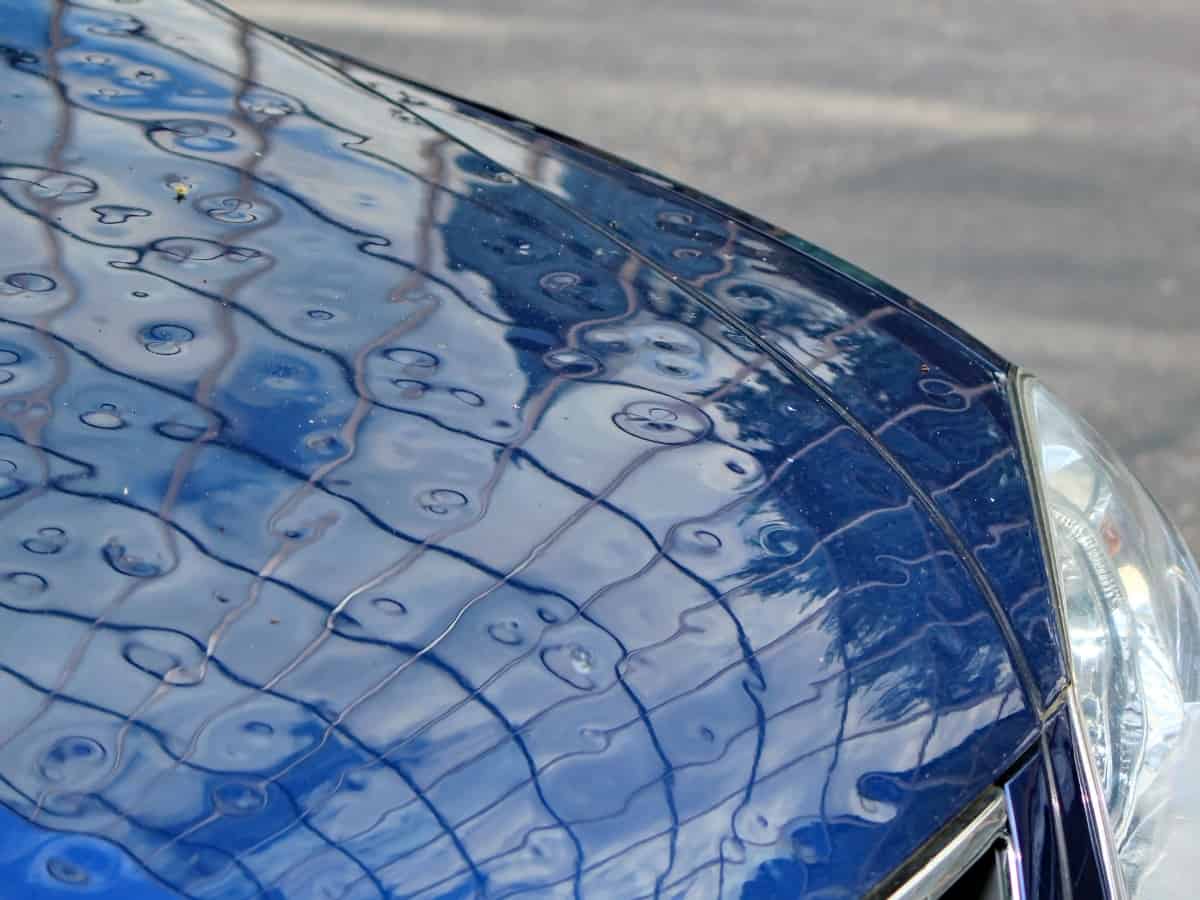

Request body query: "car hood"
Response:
[0, 1, 1062, 897]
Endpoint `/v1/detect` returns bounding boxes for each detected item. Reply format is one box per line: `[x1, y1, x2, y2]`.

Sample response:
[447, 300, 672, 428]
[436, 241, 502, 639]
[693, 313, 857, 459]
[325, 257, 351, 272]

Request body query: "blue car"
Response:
[0, 1, 1196, 897]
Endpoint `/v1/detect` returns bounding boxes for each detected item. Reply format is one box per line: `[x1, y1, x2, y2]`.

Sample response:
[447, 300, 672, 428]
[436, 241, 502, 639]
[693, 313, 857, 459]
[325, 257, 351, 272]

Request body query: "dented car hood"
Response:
[0, 1, 1064, 897]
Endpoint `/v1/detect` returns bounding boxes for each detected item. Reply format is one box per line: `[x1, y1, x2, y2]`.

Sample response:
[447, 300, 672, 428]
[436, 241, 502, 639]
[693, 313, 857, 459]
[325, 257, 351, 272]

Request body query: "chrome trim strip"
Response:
[1039, 730, 1078, 900]
[1001, 788, 1030, 900]
[1065, 689, 1129, 900]
[890, 793, 1007, 900]
[998, 836, 1023, 900]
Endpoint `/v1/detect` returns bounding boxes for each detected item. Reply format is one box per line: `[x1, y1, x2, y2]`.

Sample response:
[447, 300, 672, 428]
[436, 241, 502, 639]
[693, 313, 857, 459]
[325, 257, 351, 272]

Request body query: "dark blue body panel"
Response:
[1044, 713, 1109, 899]
[346, 59, 1068, 707]
[0, 1, 1064, 897]
[0, 802, 179, 899]
[1005, 748, 1065, 900]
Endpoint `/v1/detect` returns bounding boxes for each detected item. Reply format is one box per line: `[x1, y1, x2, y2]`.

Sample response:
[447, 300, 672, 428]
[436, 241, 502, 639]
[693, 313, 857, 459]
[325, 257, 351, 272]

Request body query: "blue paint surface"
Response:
[0, 1, 1065, 896]
[1006, 749, 1065, 900]
[1045, 712, 1109, 900]
[365, 63, 1068, 706]
[0, 802, 184, 899]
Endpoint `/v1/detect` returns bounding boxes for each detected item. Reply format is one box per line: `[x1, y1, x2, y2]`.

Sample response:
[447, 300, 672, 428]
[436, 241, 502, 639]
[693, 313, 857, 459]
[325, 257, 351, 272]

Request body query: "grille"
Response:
[884, 793, 1017, 900]
[940, 839, 1015, 900]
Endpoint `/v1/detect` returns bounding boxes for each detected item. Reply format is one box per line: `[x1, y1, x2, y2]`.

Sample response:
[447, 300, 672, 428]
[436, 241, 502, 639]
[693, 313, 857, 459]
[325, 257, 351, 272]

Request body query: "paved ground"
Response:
[228, 0, 1200, 551]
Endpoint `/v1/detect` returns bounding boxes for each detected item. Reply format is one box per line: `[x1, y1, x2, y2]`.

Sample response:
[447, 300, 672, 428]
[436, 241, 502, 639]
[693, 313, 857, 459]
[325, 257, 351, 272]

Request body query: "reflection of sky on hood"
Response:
[0, 1, 1060, 897]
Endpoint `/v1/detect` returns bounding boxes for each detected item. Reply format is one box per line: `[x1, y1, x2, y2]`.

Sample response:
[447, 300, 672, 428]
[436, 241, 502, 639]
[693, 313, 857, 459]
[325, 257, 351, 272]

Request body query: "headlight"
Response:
[1021, 377, 1200, 898]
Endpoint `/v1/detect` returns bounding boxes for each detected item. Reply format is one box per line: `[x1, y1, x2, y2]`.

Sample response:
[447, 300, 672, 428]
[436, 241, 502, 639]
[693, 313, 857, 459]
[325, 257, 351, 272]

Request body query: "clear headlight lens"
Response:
[1023, 379, 1200, 898]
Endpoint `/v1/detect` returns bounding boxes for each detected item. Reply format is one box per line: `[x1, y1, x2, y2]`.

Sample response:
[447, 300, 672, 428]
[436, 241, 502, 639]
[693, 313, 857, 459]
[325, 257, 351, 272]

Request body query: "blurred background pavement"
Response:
[228, 0, 1200, 550]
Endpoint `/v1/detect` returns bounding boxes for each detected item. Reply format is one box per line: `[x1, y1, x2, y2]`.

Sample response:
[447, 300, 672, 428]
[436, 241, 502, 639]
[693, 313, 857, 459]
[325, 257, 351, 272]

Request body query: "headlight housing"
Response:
[1021, 377, 1200, 898]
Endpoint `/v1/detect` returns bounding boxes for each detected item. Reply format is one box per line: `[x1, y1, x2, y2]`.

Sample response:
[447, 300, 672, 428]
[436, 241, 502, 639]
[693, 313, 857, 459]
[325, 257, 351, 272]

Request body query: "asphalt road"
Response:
[227, 0, 1200, 551]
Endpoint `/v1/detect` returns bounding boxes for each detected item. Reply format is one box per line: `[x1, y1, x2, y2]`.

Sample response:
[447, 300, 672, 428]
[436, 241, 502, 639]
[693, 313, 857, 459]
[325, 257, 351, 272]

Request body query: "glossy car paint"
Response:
[0, 0, 1067, 897]
[1005, 748, 1065, 900]
[303, 39, 1068, 710]
[0, 800, 180, 899]
[1044, 712, 1109, 899]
